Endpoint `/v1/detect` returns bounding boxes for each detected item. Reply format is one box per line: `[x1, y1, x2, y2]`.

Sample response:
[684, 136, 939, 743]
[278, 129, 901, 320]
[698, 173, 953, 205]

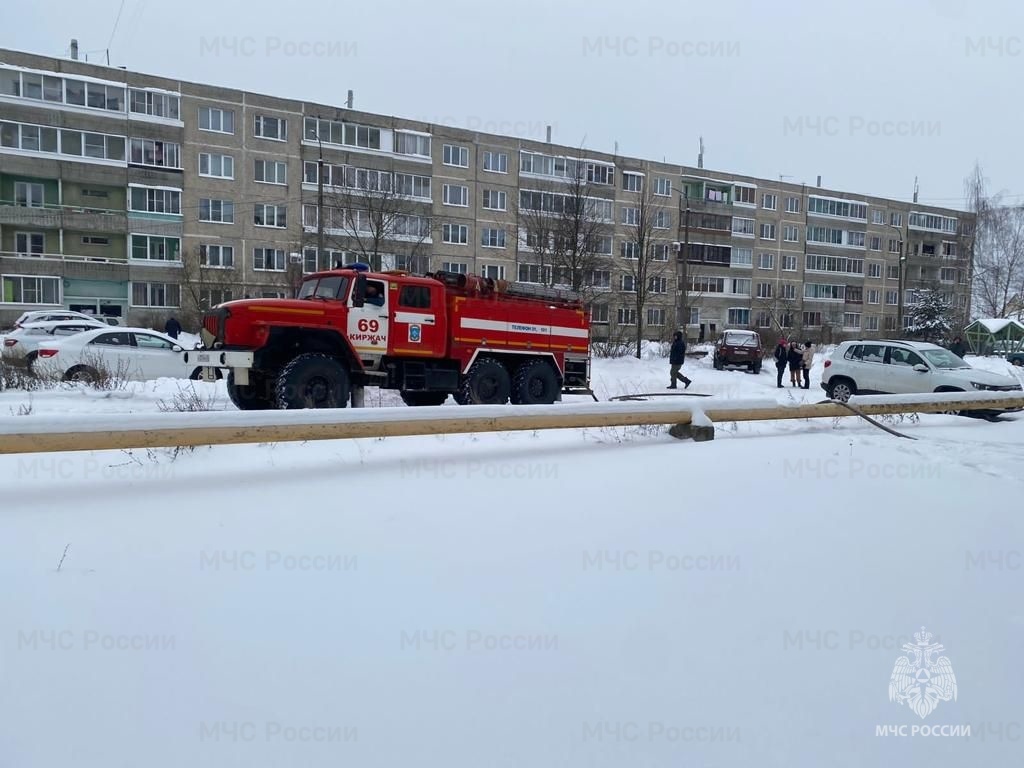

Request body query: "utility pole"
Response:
[890, 222, 906, 334]
[678, 189, 691, 336]
[308, 116, 326, 264]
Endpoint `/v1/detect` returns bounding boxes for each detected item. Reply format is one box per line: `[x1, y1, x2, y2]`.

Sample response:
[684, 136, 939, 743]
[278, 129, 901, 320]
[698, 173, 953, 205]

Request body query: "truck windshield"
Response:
[298, 276, 349, 300]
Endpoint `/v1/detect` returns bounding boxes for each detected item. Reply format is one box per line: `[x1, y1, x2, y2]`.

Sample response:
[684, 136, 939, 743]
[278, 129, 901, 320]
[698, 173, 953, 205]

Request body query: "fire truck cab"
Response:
[188, 265, 592, 409]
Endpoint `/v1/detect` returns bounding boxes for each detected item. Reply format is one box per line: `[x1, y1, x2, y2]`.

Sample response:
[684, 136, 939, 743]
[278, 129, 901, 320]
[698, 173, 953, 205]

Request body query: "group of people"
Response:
[773, 338, 815, 389]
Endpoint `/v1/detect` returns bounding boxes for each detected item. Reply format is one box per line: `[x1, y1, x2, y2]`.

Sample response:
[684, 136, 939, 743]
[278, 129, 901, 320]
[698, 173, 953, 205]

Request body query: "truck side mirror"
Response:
[351, 275, 366, 308]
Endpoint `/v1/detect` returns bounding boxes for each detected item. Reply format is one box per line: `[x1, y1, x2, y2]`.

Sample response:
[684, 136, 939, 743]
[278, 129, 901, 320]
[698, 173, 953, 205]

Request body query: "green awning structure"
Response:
[963, 318, 1024, 355]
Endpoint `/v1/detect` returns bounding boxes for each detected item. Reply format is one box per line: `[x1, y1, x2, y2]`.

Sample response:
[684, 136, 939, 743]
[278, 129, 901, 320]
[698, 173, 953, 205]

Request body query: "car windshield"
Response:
[724, 333, 757, 347]
[921, 349, 971, 369]
[298, 276, 349, 300]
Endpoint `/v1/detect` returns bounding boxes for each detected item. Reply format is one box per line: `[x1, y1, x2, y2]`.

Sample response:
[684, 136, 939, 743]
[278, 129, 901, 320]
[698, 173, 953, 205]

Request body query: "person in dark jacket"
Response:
[668, 331, 692, 389]
[164, 316, 182, 339]
[787, 342, 803, 386]
[773, 337, 789, 388]
[950, 336, 967, 358]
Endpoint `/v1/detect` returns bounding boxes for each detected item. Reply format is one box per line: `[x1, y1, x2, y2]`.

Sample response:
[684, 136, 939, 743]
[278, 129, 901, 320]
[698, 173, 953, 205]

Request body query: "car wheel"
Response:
[827, 378, 856, 403]
[935, 387, 966, 416]
[64, 365, 99, 384]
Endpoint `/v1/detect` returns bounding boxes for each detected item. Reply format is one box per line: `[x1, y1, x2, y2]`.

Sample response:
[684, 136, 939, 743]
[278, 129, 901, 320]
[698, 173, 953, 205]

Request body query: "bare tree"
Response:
[965, 163, 1024, 319]
[514, 180, 562, 288]
[552, 165, 615, 295]
[178, 244, 243, 329]
[621, 181, 671, 358]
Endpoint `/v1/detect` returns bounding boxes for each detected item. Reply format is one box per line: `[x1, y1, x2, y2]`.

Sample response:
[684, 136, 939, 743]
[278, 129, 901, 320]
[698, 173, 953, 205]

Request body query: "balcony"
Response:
[0, 250, 127, 265]
[0, 201, 127, 232]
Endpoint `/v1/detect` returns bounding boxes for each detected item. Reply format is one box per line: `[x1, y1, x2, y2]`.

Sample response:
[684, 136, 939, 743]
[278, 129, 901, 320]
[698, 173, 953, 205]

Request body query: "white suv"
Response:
[822, 340, 1022, 405]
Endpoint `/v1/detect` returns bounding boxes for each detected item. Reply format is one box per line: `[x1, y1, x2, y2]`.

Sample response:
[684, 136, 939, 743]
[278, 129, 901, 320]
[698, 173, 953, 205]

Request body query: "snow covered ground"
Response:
[1, 350, 1023, 767]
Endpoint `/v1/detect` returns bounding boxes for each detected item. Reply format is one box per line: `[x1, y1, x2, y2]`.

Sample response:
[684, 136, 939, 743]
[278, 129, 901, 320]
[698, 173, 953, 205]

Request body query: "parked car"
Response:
[712, 329, 763, 373]
[821, 339, 1022, 415]
[1007, 352, 1024, 366]
[2, 319, 109, 369]
[34, 327, 217, 383]
[12, 310, 120, 329]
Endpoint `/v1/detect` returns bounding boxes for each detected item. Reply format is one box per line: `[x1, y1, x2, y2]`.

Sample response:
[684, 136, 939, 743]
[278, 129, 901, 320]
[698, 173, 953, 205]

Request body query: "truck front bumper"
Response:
[182, 349, 255, 383]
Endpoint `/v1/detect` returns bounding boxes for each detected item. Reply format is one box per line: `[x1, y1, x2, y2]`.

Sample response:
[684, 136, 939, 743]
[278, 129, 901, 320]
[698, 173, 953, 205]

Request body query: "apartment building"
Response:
[0, 47, 974, 342]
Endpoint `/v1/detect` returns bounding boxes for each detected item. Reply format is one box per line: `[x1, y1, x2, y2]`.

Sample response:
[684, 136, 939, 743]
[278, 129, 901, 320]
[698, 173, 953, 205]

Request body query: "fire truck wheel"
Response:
[511, 359, 559, 405]
[458, 357, 511, 405]
[275, 353, 350, 409]
[226, 371, 274, 410]
[400, 391, 449, 406]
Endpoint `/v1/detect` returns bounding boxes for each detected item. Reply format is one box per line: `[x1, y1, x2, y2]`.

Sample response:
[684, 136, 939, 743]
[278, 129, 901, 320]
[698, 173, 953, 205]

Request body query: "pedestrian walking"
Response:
[667, 330, 692, 389]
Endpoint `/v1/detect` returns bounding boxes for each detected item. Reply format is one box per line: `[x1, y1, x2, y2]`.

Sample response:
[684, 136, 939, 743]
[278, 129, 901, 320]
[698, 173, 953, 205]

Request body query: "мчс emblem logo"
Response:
[888, 626, 958, 719]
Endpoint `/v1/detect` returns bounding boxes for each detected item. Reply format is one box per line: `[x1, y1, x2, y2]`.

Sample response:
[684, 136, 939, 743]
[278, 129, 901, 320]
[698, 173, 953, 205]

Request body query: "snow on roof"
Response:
[970, 318, 1024, 335]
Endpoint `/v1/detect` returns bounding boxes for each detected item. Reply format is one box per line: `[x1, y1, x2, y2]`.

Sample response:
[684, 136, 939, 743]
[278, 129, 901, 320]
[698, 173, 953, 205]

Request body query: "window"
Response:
[804, 283, 845, 301]
[2, 275, 60, 305]
[688, 276, 726, 294]
[591, 304, 609, 324]
[755, 311, 772, 328]
[654, 177, 672, 196]
[783, 225, 799, 242]
[255, 159, 287, 185]
[756, 282, 774, 299]
[785, 196, 801, 213]
[441, 261, 468, 273]
[621, 207, 640, 226]
[585, 163, 613, 185]
[889, 212, 903, 227]
[253, 247, 286, 271]
[729, 278, 751, 296]
[14, 182, 45, 207]
[480, 228, 506, 248]
[443, 144, 469, 167]
[732, 217, 755, 236]
[617, 307, 637, 325]
[199, 152, 234, 179]
[759, 223, 776, 240]
[15, 232, 45, 256]
[867, 262, 882, 278]
[885, 316, 897, 331]
[734, 186, 755, 205]
[758, 252, 775, 269]
[254, 115, 287, 141]
[81, 236, 109, 246]
[805, 254, 863, 275]
[872, 210, 884, 224]
[866, 289, 880, 304]
[942, 241, 958, 258]
[762, 193, 777, 210]
[864, 315, 879, 331]
[129, 186, 181, 214]
[200, 244, 234, 267]
[131, 282, 179, 307]
[394, 173, 431, 199]
[654, 210, 670, 229]
[83, 82, 124, 111]
[129, 89, 180, 120]
[806, 226, 845, 245]
[306, 117, 381, 150]
[199, 198, 234, 224]
[803, 311, 823, 327]
[587, 269, 611, 289]
[621, 241, 640, 260]
[198, 106, 234, 133]
[887, 265, 900, 279]
[731, 247, 753, 268]
[393, 131, 430, 157]
[397, 285, 431, 309]
[129, 138, 181, 168]
[622, 172, 643, 192]
[843, 313, 861, 330]
[480, 263, 505, 280]
[909, 212, 958, 233]
[482, 190, 507, 211]
[647, 307, 666, 326]
[594, 235, 614, 255]
[442, 223, 468, 244]
[885, 290, 898, 305]
[728, 308, 750, 325]
[482, 151, 507, 173]
[782, 254, 798, 271]
[869, 235, 881, 251]
[200, 289, 232, 308]
[941, 268, 957, 283]
[130, 235, 181, 262]
[780, 283, 797, 300]
[132, 333, 174, 350]
[847, 231, 866, 248]
[649, 276, 668, 294]
[443, 184, 469, 207]
[620, 275, 636, 292]
[808, 197, 867, 220]
[254, 204, 287, 228]
[650, 243, 671, 261]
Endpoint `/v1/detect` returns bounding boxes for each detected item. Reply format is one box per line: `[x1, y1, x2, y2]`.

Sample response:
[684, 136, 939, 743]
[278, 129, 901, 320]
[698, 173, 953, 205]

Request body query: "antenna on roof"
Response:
[913, 176, 919, 203]
[697, 136, 704, 169]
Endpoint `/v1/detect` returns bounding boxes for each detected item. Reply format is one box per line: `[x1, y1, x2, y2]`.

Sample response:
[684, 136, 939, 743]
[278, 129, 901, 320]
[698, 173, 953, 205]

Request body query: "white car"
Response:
[822, 339, 1022, 414]
[12, 309, 120, 329]
[2, 319, 110, 368]
[34, 327, 214, 383]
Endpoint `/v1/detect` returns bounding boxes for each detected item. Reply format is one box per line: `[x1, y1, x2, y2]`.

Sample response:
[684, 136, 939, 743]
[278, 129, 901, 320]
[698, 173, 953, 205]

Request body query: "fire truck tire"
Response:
[275, 353, 350, 409]
[457, 357, 511, 405]
[400, 391, 449, 406]
[511, 359, 560, 405]
[226, 371, 274, 410]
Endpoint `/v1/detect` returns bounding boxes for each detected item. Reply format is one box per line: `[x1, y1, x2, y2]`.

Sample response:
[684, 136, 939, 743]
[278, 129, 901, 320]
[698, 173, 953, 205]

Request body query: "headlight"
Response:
[971, 382, 990, 391]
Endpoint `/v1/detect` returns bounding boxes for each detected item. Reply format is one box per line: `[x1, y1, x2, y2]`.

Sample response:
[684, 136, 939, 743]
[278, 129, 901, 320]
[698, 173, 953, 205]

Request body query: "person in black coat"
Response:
[787, 342, 803, 386]
[668, 331, 692, 389]
[164, 316, 182, 339]
[773, 337, 789, 388]
[950, 336, 967, 358]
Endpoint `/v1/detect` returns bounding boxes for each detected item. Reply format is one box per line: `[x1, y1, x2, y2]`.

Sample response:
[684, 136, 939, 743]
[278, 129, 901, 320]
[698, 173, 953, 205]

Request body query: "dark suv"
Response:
[713, 329, 763, 373]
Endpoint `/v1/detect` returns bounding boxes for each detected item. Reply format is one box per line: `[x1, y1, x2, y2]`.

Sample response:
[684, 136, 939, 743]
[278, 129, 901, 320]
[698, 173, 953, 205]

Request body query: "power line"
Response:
[107, 0, 127, 55]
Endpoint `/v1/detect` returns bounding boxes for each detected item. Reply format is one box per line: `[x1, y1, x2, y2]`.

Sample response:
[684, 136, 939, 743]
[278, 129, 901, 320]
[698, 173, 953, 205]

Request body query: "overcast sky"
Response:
[2, 0, 1021, 211]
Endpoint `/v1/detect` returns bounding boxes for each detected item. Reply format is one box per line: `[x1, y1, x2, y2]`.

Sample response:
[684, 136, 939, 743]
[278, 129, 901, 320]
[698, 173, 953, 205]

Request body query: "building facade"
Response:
[0, 47, 974, 342]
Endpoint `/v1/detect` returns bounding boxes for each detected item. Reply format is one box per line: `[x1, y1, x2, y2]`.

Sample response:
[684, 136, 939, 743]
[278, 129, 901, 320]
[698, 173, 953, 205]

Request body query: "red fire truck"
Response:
[187, 266, 592, 409]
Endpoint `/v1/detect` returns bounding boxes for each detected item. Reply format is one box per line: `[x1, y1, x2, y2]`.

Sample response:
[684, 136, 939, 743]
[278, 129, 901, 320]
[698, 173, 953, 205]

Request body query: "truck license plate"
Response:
[196, 353, 212, 363]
